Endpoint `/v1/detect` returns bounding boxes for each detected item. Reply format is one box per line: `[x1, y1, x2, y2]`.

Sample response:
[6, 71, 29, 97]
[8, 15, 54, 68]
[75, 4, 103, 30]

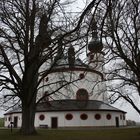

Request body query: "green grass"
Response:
[0, 118, 4, 127]
[0, 127, 140, 140]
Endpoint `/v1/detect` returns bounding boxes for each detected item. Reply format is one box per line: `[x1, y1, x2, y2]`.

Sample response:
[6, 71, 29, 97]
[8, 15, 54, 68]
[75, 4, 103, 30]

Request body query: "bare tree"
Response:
[0, 0, 101, 135]
[94, 0, 140, 115]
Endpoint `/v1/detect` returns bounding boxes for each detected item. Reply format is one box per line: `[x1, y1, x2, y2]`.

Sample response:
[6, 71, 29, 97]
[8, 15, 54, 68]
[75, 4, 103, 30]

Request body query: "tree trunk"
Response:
[19, 89, 37, 135]
[20, 84, 38, 135]
[20, 99, 37, 135]
[19, 58, 39, 135]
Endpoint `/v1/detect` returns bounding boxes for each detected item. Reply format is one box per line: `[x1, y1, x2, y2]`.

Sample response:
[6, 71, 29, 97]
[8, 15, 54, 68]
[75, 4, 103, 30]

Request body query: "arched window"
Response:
[39, 114, 45, 121]
[106, 114, 111, 120]
[65, 114, 73, 120]
[76, 89, 89, 100]
[80, 113, 88, 120]
[95, 114, 101, 120]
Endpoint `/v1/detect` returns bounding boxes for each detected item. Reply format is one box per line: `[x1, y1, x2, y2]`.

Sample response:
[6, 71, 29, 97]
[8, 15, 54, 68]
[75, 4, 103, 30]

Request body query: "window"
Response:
[95, 114, 101, 120]
[76, 89, 89, 100]
[80, 113, 88, 120]
[65, 114, 73, 120]
[90, 55, 94, 60]
[120, 114, 122, 120]
[79, 73, 85, 79]
[123, 114, 125, 120]
[106, 114, 111, 120]
[45, 77, 49, 82]
[39, 114, 45, 121]
[8, 117, 11, 121]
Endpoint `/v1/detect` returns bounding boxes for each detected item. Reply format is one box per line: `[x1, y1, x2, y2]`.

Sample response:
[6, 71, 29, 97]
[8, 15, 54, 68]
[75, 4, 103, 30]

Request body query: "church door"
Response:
[14, 116, 18, 128]
[51, 117, 58, 128]
[115, 117, 119, 127]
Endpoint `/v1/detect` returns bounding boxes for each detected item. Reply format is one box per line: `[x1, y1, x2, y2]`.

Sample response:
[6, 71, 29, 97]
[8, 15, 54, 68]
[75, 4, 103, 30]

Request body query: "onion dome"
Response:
[88, 19, 103, 53]
[88, 38, 103, 53]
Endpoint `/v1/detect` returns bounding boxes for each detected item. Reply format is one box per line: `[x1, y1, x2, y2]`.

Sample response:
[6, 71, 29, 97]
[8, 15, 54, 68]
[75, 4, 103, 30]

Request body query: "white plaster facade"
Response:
[34, 111, 126, 128]
[4, 110, 126, 128]
[37, 53, 107, 102]
[38, 70, 107, 101]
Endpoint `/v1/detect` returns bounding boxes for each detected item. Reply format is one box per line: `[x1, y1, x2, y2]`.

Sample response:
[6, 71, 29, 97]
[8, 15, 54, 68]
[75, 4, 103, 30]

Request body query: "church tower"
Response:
[87, 18, 107, 102]
[87, 18, 103, 70]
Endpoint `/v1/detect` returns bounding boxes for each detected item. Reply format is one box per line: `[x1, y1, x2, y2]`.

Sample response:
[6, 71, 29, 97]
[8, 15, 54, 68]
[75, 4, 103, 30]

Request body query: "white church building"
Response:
[4, 49, 126, 128]
[4, 20, 126, 128]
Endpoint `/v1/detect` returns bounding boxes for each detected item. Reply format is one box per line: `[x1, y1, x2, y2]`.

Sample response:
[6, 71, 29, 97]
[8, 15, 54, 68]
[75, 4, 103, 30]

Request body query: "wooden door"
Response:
[51, 117, 58, 128]
[115, 117, 119, 127]
[14, 116, 18, 128]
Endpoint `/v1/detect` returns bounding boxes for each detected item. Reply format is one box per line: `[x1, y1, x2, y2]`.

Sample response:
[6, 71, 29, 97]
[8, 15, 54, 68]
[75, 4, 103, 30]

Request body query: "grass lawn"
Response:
[0, 127, 140, 140]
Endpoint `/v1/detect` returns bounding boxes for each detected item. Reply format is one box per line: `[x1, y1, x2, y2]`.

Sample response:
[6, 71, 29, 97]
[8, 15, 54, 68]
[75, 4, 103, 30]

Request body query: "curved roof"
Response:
[36, 100, 126, 113]
[53, 55, 88, 69]
[47, 55, 104, 79]
[4, 100, 126, 115]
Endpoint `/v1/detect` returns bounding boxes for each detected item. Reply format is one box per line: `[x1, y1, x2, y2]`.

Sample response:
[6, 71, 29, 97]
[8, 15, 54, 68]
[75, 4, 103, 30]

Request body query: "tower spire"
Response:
[88, 18, 103, 53]
[90, 18, 98, 39]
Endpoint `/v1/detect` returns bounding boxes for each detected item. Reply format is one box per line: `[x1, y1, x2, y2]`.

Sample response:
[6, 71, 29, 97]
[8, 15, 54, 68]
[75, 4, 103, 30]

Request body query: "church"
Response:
[4, 20, 126, 129]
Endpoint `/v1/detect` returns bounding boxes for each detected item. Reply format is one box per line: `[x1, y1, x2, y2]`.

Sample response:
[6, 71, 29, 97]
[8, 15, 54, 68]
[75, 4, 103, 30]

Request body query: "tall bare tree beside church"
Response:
[0, 0, 100, 135]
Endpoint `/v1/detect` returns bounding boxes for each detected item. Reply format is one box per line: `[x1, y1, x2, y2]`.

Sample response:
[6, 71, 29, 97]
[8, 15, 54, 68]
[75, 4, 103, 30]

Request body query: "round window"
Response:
[106, 114, 111, 120]
[80, 113, 88, 120]
[65, 114, 73, 120]
[39, 114, 45, 121]
[95, 114, 101, 120]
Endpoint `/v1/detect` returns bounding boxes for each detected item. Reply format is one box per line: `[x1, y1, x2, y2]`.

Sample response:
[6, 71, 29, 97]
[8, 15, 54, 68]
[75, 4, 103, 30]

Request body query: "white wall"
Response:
[4, 111, 126, 128]
[4, 113, 22, 128]
[38, 70, 106, 102]
[34, 111, 126, 128]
